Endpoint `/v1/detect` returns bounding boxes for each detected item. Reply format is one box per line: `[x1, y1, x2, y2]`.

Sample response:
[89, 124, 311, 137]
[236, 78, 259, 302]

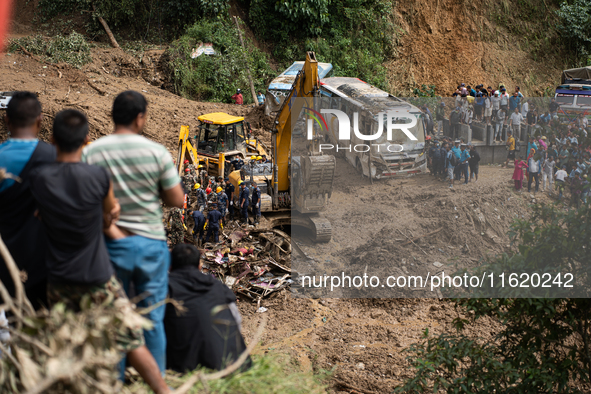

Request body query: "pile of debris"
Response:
[198, 223, 292, 302]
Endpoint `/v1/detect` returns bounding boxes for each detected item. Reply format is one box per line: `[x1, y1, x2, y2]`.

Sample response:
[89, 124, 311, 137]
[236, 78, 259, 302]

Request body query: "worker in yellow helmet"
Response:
[216, 186, 228, 225]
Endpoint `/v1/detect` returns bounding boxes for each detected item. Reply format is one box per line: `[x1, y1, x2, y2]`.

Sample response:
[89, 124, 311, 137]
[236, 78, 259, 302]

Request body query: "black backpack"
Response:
[449, 153, 459, 166]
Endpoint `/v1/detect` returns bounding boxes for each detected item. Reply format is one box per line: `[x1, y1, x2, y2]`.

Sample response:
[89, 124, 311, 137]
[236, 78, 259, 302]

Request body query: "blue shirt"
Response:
[0, 139, 39, 192]
[527, 142, 538, 154]
[460, 150, 471, 163]
[451, 146, 461, 160]
[192, 210, 205, 228]
[509, 96, 521, 112]
[257, 94, 265, 104]
[207, 209, 222, 226]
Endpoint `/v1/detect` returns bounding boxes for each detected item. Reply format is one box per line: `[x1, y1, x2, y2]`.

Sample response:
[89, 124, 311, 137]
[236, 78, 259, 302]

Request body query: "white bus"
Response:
[265, 61, 333, 115]
[318, 77, 427, 179]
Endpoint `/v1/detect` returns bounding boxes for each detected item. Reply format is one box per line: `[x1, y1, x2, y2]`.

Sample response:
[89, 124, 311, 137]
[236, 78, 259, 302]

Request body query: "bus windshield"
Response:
[376, 112, 425, 145]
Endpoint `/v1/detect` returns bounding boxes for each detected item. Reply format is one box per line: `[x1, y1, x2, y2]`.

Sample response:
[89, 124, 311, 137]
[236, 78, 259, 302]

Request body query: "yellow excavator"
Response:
[263, 51, 336, 242]
[177, 52, 335, 242]
[176, 113, 267, 178]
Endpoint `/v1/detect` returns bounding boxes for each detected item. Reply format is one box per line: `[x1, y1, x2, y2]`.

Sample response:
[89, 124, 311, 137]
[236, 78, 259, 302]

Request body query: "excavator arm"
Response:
[270, 52, 335, 241]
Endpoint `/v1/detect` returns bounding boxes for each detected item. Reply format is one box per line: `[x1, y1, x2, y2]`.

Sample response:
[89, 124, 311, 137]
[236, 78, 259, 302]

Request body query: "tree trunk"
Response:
[93, 4, 120, 49]
[233, 16, 258, 105]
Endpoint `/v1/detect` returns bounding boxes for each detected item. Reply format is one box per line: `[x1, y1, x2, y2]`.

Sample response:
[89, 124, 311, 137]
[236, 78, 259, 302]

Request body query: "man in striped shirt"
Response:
[83, 91, 183, 373]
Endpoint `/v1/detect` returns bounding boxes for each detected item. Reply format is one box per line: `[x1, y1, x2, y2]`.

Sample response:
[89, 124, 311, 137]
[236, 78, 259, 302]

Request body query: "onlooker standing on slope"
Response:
[83, 91, 184, 373]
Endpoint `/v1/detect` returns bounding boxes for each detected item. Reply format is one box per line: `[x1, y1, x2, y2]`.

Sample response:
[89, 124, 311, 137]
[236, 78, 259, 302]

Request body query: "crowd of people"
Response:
[167, 154, 267, 248]
[0, 91, 252, 393]
[424, 82, 590, 207]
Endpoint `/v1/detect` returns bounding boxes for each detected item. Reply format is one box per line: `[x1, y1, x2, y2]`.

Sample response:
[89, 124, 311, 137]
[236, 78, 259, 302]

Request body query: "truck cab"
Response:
[195, 112, 267, 177]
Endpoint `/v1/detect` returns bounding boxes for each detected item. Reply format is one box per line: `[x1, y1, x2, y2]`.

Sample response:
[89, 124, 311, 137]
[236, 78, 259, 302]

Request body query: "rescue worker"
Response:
[204, 202, 223, 243]
[199, 165, 208, 186]
[230, 156, 244, 171]
[225, 177, 235, 220]
[190, 209, 206, 246]
[251, 183, 261, 224]
[239, 181, 250, 225]
[182, 168, 195, 205]
[195, 183, 207, 212]
[216, 186, 228, 225]
[168, 208, 185, 248]
[207, 185, 217, 205]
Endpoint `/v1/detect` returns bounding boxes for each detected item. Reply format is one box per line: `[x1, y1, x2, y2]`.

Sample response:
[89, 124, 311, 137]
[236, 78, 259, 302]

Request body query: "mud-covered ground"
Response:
[0, 48, 553, 393]
[238, 159, 556, 393]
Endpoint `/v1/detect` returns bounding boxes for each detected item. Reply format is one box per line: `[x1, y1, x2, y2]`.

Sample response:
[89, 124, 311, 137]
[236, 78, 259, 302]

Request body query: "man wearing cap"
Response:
[195, 183, 207, 212]
[459, 144, 471, 184]
[239, 181, 250, 225]
[216, 186, 228, 225]
[204, 203, 222, 243]
[224, 177, 235, 220]
[190, 209, 206, 245]
[491, 90, 501, 121]
[503, 131, 516, 168]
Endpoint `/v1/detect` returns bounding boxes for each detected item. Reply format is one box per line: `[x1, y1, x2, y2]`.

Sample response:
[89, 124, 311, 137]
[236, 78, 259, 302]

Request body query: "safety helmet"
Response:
[237, 89, 241, 93]
[426, 135, 432, 140]
[256, 156, 262, 160]
[206, 187, 211, 194]
[194, 183, 200, 189]
[198, 165, 204, 169]
[185, 168, 190, 172]
[184, 160, 189, 164]
[238, 180, 243, 185]
[216, 186, 222, 193]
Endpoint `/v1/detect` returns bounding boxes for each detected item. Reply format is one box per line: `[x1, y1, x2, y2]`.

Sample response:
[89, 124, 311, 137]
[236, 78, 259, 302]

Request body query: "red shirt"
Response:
[231, 93, 243, 105]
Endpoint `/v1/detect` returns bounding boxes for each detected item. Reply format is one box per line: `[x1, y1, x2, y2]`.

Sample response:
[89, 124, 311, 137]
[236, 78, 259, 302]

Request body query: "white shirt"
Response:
[521, 102, 529, 117]
[510, 112, 524, 126]
[500, 93, 509, 106]
[492, 96, 501, 110]
[485, 97, 491, 109]
[543, 159, 555, 174]
[555, 170, 568, 182]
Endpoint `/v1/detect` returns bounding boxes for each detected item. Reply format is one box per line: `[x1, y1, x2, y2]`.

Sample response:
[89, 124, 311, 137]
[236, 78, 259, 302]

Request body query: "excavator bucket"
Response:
[299, 154, 336, 212]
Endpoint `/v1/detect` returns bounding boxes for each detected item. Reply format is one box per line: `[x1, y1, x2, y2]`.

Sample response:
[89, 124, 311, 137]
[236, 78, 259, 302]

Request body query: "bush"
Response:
[8, 32, 92, 68]
[249, 0, 396, 91]
[166, 19, 275, 103]
[37, 0, 230, 40]
[556, 0, 591, 64]
[395, 203, 591, 393]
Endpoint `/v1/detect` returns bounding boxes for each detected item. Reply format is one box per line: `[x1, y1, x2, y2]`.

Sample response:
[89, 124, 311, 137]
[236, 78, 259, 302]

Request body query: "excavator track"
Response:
[291, 214, 332, 243]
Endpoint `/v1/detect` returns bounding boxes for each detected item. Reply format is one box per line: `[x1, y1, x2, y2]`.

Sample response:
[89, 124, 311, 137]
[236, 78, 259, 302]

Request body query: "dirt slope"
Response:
[0, 49, 272, 149]
[0, 47, 551, 393]
[387, 0, 563, 96]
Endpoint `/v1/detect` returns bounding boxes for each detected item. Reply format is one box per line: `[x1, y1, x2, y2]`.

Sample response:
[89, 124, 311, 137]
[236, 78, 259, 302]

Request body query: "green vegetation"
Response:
[37, 0, 230, 39]
[247, 0, 397, 90]
[128, 353, 330, 393]
[166, 19, 274, 103]
[8, 32, 92, 68]
[556, 0, 591, 65]
[395, 203, 591, 393]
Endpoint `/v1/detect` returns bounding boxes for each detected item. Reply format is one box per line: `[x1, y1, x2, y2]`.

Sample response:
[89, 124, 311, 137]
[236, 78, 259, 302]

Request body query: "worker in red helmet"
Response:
[184, 160, 189, 165]
[206, 187, 212, 195]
